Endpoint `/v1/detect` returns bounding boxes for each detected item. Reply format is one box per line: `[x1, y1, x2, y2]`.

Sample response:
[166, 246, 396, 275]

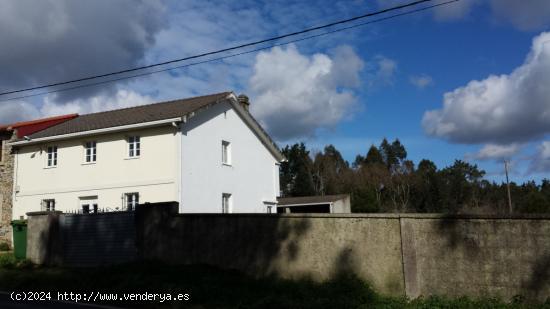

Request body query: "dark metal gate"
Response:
[60, 212, 137, 266]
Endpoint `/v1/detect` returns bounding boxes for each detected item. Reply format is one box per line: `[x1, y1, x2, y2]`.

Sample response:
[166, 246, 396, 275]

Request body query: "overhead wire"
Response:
[0, 0, 460, 103]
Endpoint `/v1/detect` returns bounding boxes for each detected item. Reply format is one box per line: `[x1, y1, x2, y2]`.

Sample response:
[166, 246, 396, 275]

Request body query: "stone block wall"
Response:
[26, 205, 550, 302]
[0, 131, 15, 246]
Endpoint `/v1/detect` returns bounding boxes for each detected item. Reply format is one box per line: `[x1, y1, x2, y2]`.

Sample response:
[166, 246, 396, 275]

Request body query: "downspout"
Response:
[176, 116, 185, 213]
[12, 147, 19, 219]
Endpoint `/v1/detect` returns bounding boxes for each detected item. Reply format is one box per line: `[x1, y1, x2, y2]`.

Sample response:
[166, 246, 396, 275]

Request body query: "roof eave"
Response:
[9, 117, 182, 146]
[225, 93, 285, 162]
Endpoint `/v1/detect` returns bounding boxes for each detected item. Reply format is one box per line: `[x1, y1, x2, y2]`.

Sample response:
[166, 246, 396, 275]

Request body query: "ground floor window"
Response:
[125, 193, 139, 211]
[80, 196, 98, 214]
[263, 202, 277, 214]
[42, 199, 55, 212]
[222, 193, 232, 213]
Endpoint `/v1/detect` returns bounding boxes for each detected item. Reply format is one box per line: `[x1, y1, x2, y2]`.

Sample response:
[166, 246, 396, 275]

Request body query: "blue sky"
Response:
[0, 0, 549, 183]
[302, 1, 548, 182]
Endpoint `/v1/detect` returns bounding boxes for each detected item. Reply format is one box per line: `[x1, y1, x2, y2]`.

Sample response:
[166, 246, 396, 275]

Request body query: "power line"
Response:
[0, 0, 441, 97]
[0, 0, 459, 102]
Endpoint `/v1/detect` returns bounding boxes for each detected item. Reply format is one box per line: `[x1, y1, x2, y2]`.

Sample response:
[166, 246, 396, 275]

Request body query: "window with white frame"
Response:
[85, 141, 97, 163]
[42, 199, 55, 212]
[222, 140, 231, 165]
[47, 146, 58, 167]
[128, 136, 141, 157]
[80, 196, 98, 214]
[125, 193, 139, 211]
[222, 193, 232, 213]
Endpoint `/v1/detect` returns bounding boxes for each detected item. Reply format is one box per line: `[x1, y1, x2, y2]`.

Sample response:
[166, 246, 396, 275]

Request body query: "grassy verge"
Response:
[0, 256, 547, 308]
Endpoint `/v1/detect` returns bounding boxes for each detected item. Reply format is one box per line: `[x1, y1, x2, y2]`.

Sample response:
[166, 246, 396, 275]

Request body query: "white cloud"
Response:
[471, 143, 523, 161]
[433, 0, 550, 30]
[0, 0, 371, 129]
[378, 0, 550, 31]
[0, 101, 40, 124]
[0, 90, 153, 126]
[433, 0, 478, 21]
[249, 44, 363, 141]
[41, 90, 153, 117]
[372, 55, 397, 86]
[0, 0, 166, 102]
[529, 141, 550, 173]
[423, 32, 550, 144]
[409, 74, 433, 89]
[364, 55, 397, 88]
[490, 0, 550, 31]
[375, 0, 478, 22]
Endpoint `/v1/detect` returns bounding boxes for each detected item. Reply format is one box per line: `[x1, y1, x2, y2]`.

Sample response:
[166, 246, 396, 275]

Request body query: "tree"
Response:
[352, 155, 365, 169]
[280, 143, 315, 197]
[439, 160, 485, 212]
[280, 140, 546, 215]
[364, 145, 384, 166]
[351, 162, 388, 212]
[387, 159, 415, 212]
[311, 145, 350, 195]
[413, 159, 441, 212]
[541, 178, 550, 200]
[379, 138, 407, 172]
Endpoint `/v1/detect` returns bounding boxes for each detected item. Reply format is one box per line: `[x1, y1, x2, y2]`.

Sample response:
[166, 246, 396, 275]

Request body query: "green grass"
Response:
[0, 257, 547, 309]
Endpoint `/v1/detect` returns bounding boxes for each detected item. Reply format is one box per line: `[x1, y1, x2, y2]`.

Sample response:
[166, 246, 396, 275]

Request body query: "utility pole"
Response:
[504, 160, 513, 214]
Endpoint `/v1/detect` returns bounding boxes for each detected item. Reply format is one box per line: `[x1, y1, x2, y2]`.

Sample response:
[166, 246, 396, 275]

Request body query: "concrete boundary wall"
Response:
[27, 203, 550, 301]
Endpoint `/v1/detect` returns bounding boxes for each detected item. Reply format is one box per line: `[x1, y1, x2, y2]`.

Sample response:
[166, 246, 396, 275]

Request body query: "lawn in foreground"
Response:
[0, 257, 547, 309]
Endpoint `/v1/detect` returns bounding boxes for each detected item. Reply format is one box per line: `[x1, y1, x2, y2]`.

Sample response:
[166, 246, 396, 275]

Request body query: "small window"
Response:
[47, 146, 58, 167]
[42, 199, 55, 212]
[85, 141, 97, 163]
[222, 140, 231, 165]
[222, 193, 232, 213]
[128, 136, 141, 157]
[80, 196, 98, 214]
[125, 193, 139, 211]
[81, 203, 98, 214]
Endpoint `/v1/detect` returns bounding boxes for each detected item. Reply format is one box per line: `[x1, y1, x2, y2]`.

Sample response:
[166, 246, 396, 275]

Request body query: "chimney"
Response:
[237, 94, 250, 111]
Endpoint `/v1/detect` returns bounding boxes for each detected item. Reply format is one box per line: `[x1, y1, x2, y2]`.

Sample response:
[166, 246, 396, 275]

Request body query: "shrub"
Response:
[0, 253, 16, 268]
[15, 259, 34, 270]
[0, 242, 10, 251]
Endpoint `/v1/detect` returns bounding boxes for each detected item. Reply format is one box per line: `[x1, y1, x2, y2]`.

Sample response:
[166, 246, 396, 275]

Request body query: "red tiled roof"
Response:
[0, 114, 78, 138]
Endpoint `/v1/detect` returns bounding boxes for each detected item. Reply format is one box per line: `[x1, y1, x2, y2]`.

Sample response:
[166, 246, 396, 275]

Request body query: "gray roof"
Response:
[277, 194, 350, 206]
[28, 92, 231, 139]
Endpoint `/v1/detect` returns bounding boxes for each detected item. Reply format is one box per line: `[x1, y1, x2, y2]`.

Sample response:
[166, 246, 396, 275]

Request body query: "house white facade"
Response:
[10, 92, 283, 218]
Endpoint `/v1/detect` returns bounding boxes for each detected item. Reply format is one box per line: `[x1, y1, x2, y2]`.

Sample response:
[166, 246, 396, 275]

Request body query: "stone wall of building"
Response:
[0, 131, 15, 246]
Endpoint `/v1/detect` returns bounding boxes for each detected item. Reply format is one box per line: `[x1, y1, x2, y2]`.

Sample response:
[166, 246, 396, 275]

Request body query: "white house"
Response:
[10, 92, 284, 218]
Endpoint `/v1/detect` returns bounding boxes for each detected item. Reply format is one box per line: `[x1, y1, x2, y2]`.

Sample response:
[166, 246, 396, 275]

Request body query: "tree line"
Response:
[280, 139, 550, 214]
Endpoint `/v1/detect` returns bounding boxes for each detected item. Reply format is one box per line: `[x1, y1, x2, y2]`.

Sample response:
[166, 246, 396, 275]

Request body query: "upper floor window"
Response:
[85, 141, 97, 163]
[47, 146, 58, 167]
[128, 136, 140, 157]
[222, 140, 231, 165]
[42, 199, 55, 212]
[222, 193, 232, 213]
[125, 193, 139, 211]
